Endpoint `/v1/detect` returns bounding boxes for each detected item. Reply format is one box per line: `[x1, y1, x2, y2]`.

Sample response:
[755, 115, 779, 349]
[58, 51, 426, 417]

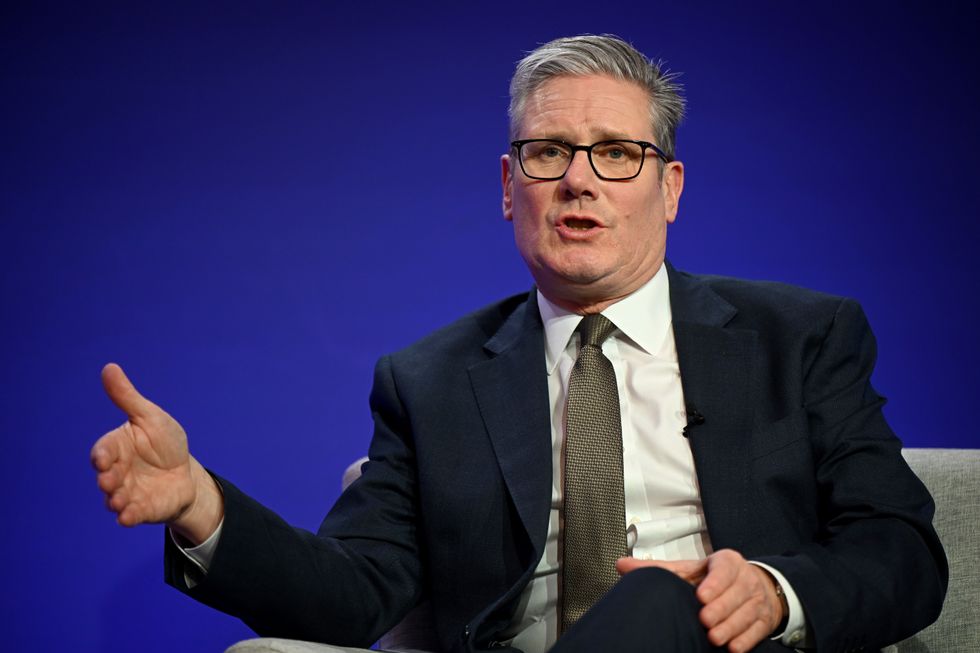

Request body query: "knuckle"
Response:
[717, 548, 744, 563]
[700, 606, 717, 626]
[707, 627, 727, 646]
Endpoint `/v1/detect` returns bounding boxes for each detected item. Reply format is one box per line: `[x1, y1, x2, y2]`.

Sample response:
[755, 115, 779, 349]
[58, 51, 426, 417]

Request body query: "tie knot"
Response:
[576, 313, 617, 348]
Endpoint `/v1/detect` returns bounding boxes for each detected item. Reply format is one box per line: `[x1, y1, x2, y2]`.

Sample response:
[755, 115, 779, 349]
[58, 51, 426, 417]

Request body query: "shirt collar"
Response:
[537, 262, 672, 375]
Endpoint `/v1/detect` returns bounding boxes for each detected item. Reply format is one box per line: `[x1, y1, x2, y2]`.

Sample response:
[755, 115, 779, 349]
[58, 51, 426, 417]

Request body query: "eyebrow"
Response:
[536, 130, 636, 143]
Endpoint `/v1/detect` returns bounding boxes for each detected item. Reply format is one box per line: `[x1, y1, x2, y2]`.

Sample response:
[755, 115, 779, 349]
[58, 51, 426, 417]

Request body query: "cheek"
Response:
[511, 193, 539, 227]
[636, 190, 667, 234]
[512, 190, 553, 235]
[621, 201, 667, 255]
[512, 213, 547, 260]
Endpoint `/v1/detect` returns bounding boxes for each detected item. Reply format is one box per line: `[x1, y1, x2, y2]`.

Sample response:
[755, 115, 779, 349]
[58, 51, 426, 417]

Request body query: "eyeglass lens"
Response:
[520, 140, 645, 180]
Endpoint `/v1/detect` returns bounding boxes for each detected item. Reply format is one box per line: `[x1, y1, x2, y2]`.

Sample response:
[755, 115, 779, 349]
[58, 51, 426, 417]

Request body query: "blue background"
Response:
[2, 1, 977, 651]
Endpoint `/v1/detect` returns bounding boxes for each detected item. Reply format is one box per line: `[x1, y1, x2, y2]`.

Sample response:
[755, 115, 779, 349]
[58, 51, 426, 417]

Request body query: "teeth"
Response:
[566, 219, 595, 230]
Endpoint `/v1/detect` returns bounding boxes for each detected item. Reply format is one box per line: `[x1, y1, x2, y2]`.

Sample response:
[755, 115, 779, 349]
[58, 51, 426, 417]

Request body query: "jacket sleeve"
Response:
[164, 354, 425, 647]
[753, 298, 948, 652]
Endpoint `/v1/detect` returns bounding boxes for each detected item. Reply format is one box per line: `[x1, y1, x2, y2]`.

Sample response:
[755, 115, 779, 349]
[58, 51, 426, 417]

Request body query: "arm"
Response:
[616, 297, 947, 652]
[93, 359, 425, 646]
[162, 355, 424, 645]
[751, 298, 947, 650]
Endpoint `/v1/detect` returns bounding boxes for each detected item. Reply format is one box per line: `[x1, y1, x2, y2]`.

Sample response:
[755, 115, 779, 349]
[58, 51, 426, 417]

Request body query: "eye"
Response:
[595, 142, 630, 160]
[535, 142, 570, 160]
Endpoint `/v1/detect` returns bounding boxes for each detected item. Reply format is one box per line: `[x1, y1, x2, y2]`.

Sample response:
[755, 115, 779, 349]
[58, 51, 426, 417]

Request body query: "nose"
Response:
[559, 149, 599, 199]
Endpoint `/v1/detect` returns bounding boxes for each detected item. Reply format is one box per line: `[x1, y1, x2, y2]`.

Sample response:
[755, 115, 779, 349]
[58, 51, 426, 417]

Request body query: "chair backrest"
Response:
[896, 448, 980, 652]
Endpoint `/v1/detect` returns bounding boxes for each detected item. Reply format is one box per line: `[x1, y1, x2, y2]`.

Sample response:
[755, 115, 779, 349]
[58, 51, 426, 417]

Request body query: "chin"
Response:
[549, 254, 612, 282]
[552, 269, 621, 300]
[540, 260, 603, 285]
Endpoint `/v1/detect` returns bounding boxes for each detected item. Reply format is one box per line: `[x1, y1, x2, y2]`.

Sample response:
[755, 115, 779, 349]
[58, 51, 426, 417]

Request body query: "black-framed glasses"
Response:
[510, 139, 670, 181]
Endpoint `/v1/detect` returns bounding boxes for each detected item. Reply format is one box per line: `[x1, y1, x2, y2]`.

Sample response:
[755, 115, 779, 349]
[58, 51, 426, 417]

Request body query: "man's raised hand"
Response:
[91, 363, 223, 544]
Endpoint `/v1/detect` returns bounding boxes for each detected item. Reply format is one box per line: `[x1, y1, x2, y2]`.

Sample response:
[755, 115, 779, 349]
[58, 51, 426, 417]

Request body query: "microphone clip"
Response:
[682, 406, 705, 438]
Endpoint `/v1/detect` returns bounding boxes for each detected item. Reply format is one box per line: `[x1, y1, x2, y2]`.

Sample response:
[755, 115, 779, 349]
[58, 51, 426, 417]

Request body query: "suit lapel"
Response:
[667, 263, 760, 549]
[465, 269, 762, 557]
[467, 291, 553, 556]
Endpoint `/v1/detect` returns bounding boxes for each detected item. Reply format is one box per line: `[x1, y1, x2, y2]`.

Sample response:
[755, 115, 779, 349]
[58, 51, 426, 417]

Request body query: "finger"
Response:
[617, 557, 707, 584]
[706, 599, 773, 653]
[616, 556, 651, 575]
[107, 487, 129, 514]
[104, 491, 130, 517]
[90, 435, 115, 471]
[702, 568, 779, 647]
[117, 504, 143, 527]
[659, 558, 708, 584]
[101, 363, 156, 421]
[91, 425, 128, 471]
[699, 574, 753, 629]
[725, 620, 772, 653]
[97, 468, 121, 494]
[697, 550, 743, 603]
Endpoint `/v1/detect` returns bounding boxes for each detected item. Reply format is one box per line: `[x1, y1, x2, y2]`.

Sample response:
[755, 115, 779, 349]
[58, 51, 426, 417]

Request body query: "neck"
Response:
[536, 267, 662, 316]
[542, 293, 628, 315]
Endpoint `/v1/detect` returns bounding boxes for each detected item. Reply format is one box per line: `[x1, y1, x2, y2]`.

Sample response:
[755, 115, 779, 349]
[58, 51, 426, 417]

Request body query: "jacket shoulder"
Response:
[674, 268, 856, 329]
[388, 290, 532, 367]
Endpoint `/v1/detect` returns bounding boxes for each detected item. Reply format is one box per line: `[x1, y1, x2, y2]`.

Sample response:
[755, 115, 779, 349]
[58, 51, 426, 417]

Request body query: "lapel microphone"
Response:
[682, 405, 705, 438]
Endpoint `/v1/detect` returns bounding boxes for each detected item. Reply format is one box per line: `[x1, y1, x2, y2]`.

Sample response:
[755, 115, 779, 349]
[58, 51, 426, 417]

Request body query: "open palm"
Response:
[91, 363, 196, 527]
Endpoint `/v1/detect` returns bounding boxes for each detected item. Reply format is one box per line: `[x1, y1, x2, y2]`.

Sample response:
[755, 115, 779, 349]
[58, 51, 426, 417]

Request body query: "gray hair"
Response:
[508, 34, 685, 161]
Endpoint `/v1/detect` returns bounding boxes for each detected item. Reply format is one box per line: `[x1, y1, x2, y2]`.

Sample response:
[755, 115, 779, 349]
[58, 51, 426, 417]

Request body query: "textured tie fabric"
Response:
[560, 313, 628, 634]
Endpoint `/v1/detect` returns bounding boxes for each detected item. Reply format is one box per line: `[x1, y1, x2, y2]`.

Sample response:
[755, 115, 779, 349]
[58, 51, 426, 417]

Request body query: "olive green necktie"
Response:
[560, 313, 628, 633]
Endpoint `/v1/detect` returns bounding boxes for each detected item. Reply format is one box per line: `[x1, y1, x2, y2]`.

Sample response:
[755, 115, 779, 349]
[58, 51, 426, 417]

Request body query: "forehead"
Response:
[519, 74, 653, 141]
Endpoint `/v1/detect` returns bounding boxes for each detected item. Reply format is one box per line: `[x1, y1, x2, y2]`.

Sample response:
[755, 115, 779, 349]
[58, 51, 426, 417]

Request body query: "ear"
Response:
[501, 153, 514, 222]
[662, 160, 684, 224]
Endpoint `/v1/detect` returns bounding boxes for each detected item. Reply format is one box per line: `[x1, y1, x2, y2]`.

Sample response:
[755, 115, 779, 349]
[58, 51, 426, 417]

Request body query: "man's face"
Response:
[502, 74, 684, 312]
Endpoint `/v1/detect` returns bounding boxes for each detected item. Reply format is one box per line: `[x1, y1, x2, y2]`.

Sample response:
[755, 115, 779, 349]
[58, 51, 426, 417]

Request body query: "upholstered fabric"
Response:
[224, 638, 433, 653]
[897, 448, 980, 652]
[225, 639, 372, 653]
[226, 448, 978, 653]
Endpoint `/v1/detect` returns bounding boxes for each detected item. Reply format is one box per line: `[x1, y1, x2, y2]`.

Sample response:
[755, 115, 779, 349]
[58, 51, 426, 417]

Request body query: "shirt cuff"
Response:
[747, 561, 808, 648]
[169, 518, 224, 587]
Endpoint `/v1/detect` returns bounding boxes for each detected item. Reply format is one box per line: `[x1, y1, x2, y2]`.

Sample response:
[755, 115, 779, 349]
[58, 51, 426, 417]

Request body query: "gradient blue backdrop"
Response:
[2, 1, 977, 651]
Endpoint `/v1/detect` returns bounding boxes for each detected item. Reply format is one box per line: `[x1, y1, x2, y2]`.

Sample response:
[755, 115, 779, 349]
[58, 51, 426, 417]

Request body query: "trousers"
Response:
[550, 567, 785, 653]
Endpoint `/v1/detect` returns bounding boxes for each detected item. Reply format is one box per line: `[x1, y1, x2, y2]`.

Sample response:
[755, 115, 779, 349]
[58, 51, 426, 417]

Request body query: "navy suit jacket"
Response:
[166, 264, 947, 653]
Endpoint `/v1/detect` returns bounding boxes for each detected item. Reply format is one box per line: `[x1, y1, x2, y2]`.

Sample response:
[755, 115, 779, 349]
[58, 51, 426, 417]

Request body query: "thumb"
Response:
[617, 557, 707, 584]
[101, 363, 156, 421]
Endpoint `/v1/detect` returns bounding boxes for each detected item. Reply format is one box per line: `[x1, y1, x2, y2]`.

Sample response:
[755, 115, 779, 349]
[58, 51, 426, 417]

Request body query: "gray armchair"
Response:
[893, 448, 979, 652]
[227, 448, 980, 653]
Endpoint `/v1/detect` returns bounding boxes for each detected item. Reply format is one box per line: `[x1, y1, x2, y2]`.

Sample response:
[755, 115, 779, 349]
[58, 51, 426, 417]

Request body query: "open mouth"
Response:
[561, 217, 600, 230]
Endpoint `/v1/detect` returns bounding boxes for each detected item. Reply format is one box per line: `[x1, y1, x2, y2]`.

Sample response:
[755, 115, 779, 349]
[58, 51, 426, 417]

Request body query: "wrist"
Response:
[169, 459, 224, 545]
[754, 565, 789, 635]
[771, 576, 789, 634]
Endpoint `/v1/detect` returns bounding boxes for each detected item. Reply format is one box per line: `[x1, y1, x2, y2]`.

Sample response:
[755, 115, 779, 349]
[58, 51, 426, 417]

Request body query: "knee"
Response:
[616, 566, 695, 598]
[612, 566, 703, 616]
[563, 566, 706, 649]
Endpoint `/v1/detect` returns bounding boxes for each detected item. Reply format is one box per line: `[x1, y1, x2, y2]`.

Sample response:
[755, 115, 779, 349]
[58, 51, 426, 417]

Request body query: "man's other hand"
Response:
[91, 363, 223, 545]
[617, 549, 784, 653]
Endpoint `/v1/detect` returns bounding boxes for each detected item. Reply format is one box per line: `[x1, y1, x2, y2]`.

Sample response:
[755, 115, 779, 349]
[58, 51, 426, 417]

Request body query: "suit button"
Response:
[462, 625, 471, 638]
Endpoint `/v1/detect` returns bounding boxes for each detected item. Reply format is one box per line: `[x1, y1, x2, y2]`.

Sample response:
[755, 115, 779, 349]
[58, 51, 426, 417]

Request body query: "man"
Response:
[92, 35, 946, 652]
